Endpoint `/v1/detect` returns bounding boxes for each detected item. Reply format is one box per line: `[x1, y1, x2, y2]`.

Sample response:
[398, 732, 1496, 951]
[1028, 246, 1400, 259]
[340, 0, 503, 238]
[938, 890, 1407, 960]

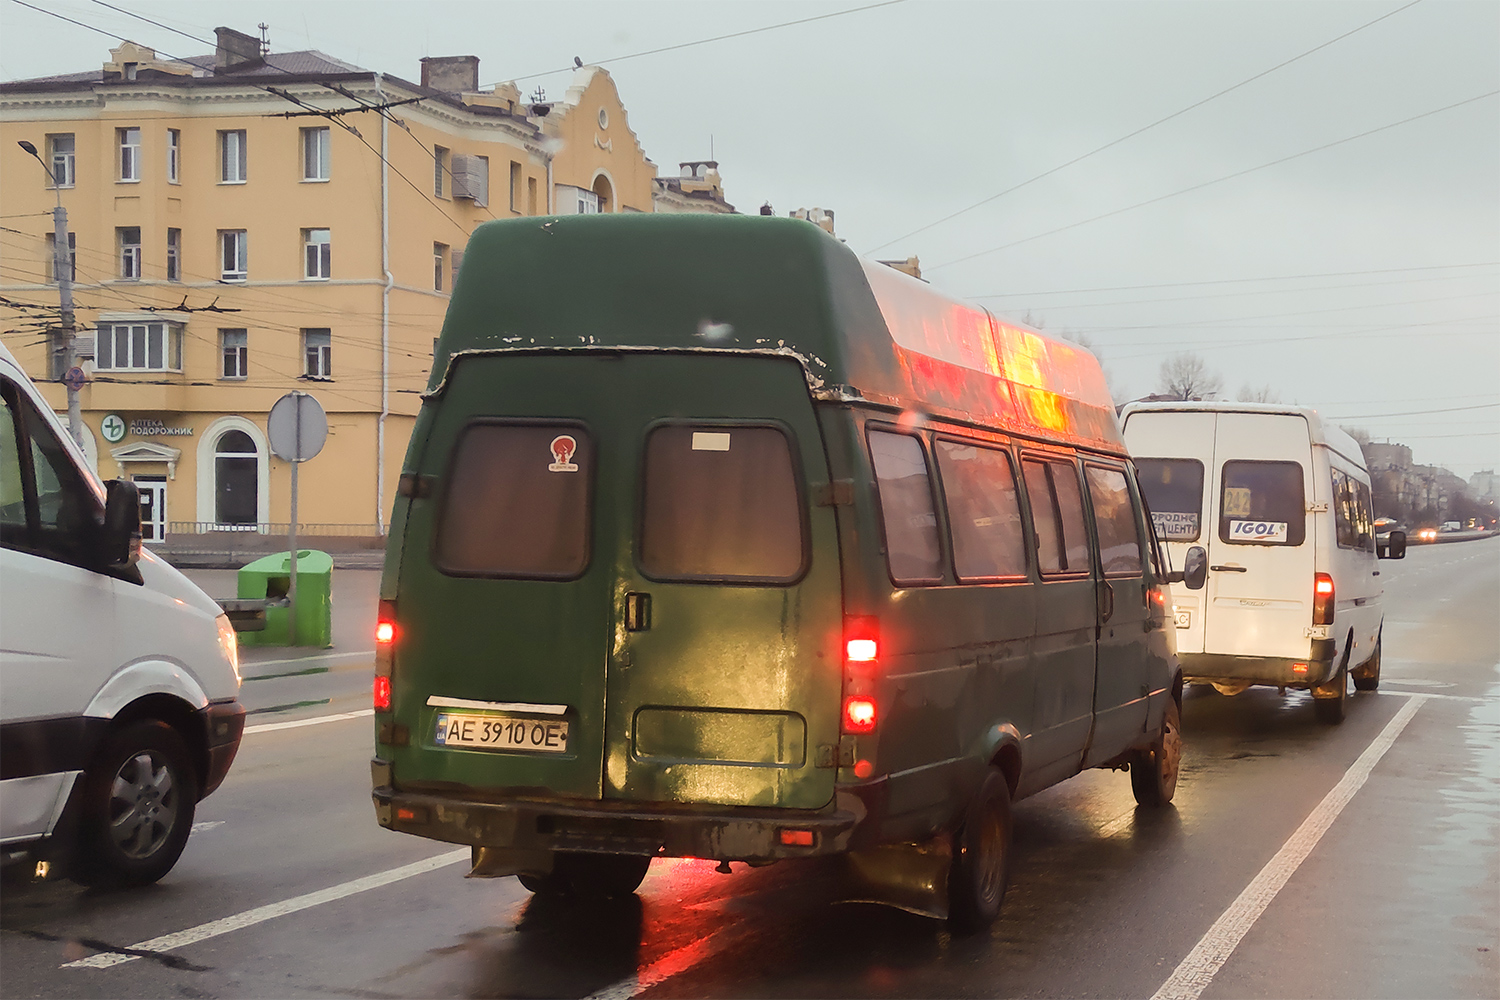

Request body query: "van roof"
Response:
[433, 215, 1124, 454]
[1119, 400, 1368, 471]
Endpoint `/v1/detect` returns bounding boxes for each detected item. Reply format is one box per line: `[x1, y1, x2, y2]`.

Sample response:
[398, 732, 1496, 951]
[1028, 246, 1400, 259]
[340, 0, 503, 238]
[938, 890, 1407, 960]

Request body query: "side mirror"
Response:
[1379, 530, 1406, 560]
[1181, 545, 1208, 590]
[101, 479, 142, 569]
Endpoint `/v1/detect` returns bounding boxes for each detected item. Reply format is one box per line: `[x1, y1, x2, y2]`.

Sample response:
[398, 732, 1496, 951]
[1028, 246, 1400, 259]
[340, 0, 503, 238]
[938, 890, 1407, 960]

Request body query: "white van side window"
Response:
[869, 430, 943, 585]
[0, 378, 102, 568]
[1332, 469, 1375, 552]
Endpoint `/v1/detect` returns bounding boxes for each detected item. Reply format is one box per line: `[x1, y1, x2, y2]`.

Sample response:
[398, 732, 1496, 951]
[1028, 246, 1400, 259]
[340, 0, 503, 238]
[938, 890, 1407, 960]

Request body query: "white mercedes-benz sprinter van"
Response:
[1119, 402, 1406, 723]
[1, 343, 245, 886]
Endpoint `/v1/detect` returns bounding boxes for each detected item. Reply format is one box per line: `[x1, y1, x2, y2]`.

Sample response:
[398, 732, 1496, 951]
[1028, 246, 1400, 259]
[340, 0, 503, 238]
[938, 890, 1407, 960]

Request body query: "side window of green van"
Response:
[639, 425, 805, 583]
[1085, 464, 1143, 577]
[435, 422, 592, 578]
[869, 430, 943, 585]
[1022, 457, 1090, 577]
[934, 438, 1026, 581]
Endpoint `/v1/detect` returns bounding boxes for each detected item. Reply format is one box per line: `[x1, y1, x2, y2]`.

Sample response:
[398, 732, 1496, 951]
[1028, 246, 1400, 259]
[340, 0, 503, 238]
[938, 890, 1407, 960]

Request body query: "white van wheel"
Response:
[74, 721, 198, 888]
[1131, 698, 1182, 807]
[1353, 636, 1382, 692]
[948, 769, 1012, 934]
[1313, 662, 1348, 725]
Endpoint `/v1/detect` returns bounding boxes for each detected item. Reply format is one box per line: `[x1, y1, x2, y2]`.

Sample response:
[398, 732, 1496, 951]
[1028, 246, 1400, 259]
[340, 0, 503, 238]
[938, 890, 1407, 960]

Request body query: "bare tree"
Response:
[1236, 383, 1281, 403]
[1156, 352, 1223, 400]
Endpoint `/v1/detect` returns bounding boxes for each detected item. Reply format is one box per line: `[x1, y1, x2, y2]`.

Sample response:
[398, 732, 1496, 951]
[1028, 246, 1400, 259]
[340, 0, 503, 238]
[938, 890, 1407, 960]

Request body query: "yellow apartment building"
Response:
[0, 28, 731, 549]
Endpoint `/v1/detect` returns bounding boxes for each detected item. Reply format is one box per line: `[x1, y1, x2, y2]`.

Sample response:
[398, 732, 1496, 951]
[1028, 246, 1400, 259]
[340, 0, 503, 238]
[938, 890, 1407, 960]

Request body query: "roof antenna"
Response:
[258, 22, 270, 56]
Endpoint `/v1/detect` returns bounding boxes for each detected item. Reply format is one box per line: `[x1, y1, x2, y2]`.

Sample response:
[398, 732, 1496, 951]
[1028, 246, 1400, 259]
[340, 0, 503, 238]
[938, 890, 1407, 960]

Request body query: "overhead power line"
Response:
[1328, 402, 1500, 419]
[966, 262, 1500, 300]
[498, 1, 909, 84]
[864, 0, 1426, 254]
[929, 89, 1500, 272]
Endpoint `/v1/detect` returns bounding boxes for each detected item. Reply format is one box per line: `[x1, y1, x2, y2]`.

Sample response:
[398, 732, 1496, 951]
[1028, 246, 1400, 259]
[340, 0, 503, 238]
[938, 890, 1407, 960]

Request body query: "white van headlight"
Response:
[216, 614, 241, 684]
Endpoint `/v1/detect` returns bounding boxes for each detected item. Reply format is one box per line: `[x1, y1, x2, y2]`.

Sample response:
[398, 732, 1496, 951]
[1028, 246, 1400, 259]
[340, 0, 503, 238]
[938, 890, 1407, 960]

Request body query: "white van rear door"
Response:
[1205, 413, 1314, 659]
[1124, 409, 1215, 655]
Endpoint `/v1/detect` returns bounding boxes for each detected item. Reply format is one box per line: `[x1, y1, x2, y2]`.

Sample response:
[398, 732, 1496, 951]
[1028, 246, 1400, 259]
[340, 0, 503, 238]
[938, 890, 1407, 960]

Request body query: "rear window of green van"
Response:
[435, 423, 592, 578]
[639, 425, 805, 583]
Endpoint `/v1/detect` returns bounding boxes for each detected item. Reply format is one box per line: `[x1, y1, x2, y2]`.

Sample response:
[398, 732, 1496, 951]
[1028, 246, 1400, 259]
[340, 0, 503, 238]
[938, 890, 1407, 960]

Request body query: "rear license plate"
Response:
[433, 713, 569, 753]
[1174, 611, 1192, 629]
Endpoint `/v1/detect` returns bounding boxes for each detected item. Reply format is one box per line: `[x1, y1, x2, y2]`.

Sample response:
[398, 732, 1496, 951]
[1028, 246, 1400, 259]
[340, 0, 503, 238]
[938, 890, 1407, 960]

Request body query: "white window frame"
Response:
[433, 242, 447, 291]
[220, 230, 248, 281]
[47, 134, 75, 189]
[302, 127, 331, 181]
[302, 329, 332, 379]
[219, 130, 247, 183]
[95, 321, 182, 372]
[303, 228, 331, 280]
[220, 328, 248, 380]
[167, 128, 180, 183]
[118, 127, 141, 182]
[45, 232, 76, 283]
[434, 145, 448, 198]
[166, 228, 181, 282]
[117, 227, 142, 280]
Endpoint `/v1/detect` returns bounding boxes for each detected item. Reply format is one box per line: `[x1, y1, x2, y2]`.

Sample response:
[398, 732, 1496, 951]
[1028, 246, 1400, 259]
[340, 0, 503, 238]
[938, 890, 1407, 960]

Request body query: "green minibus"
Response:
[371, 214, 1182, 929]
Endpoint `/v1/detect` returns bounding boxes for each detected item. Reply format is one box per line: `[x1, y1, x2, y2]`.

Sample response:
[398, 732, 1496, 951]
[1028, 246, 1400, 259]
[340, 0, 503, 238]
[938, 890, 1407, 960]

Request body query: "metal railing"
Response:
[166, 521, 383, 537]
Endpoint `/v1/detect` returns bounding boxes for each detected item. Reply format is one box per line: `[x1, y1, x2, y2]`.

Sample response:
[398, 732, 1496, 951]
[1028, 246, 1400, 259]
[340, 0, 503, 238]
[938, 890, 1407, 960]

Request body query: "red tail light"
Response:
[375, 621, 395, 644]
[1313, 573, 1335, 625]
[376, 600, 397, 677]
[846, 638, 878, 662]
[843, 696, 877, 733]
[844, 616, 879, 665]
[373, 675, 392, 713]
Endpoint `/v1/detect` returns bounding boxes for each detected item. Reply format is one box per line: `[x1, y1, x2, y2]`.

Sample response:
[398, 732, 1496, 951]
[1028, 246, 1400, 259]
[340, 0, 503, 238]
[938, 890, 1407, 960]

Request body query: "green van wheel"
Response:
[948, 769, 1012, 934]
[1131, 698, 1182, 807]
[521, 853, 652, 897]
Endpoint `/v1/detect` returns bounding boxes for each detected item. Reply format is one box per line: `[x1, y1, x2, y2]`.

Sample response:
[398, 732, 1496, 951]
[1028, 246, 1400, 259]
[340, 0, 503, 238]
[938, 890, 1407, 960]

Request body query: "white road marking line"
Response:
[1150, 694, 1429, 1000]
[240, 650, 375, 671]
[189, 821, 223, 833]
[584, 923, 738, 1000]
[63, 849, 469, 970]
[244, 708, 374, 734]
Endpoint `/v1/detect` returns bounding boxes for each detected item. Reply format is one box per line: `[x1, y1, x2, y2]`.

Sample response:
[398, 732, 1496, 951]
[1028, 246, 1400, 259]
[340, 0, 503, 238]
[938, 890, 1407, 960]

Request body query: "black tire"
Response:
[1314, 662, 1348, 725]
[1131, 697, 1182, 807]
[553, 852, 652, 897]
[948, 768, 1012, 934]
[1353, 636, 1382, 692]
[73, 721, 198, 889]
[517, 871, 566, 894]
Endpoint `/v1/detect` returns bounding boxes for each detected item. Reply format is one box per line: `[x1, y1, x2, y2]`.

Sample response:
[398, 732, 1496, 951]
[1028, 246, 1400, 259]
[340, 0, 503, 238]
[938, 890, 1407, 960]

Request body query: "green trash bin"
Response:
[237, 550, 333, 648]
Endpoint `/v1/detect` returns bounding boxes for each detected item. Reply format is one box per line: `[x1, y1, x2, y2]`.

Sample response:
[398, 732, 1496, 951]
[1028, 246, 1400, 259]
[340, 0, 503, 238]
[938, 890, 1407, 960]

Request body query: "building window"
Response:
[303, 228, 331, 279]
[47, 134, 75, 188]
[220, 230, 248, 281]
[527, 176, 538, 216]
[434, 145, 448, 197]
[95, 322, 182, 372]
[166, 228, 181, 282]
[117, 227, 142, 279]
[302, 127, 330, 181]
[433, 242, 448, 291]
[118, 127, 141, 182]
[167, 128, 180, 183]
[576, 189, 599, 214]
[510, 161, 522, 212]
[220, 329, 248, 379]
[44, 232, 76, 283]
[303, 329, 331, 378]
[213, 430, 258, 526]
[219, 130, 247, 183]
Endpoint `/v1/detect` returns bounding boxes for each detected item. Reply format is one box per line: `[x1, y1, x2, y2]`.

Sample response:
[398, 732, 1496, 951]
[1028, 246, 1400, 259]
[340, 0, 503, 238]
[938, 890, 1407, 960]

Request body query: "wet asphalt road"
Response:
[1, 540, 1495, 999]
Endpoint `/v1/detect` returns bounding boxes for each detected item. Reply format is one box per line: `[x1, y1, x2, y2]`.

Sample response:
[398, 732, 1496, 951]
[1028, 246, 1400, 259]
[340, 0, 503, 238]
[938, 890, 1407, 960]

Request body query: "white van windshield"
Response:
[1135, 458, 1203, 541]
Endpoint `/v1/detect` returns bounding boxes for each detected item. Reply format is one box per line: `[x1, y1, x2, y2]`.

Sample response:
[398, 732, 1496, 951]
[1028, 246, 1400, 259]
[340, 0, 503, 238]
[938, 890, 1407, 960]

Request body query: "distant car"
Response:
[1440, 521, 1462, 532]
[1417, 527, 1439, 542]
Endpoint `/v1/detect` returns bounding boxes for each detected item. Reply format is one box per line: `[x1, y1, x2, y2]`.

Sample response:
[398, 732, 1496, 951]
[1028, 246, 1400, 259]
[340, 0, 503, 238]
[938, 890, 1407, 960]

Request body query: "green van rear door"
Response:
[398, 352, 841, 811]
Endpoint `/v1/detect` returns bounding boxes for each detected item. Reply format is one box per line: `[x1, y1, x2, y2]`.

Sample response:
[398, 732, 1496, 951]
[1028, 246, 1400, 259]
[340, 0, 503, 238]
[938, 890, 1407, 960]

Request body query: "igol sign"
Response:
[129, 419, 193, 437]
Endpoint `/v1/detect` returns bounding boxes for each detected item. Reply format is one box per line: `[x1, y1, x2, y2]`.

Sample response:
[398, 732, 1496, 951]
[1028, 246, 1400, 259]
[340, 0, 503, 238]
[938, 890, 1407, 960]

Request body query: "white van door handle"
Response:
[1209, 565, 1247, 573]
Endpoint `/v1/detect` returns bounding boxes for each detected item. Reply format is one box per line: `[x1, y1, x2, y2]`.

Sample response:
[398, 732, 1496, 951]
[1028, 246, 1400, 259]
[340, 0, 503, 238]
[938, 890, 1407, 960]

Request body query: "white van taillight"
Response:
[375, 600, 397, 677]
[1313, 574, 1335, 625]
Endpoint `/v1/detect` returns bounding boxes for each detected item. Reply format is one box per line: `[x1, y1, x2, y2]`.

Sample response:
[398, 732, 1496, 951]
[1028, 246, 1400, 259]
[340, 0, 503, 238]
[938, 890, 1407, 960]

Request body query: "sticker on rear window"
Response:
[1151, 511, 1200, 540]
[548, 435, 579, 473]
[1228, 519, 1287, 542]
[1223, 487, 1252, 517]
[691, 432, 731, 452]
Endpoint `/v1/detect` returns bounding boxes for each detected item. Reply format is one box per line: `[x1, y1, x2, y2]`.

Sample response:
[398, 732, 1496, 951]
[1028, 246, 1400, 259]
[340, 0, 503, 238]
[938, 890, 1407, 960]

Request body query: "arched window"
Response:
[214, 429, 258, 526]
[591, 174, 614, 214]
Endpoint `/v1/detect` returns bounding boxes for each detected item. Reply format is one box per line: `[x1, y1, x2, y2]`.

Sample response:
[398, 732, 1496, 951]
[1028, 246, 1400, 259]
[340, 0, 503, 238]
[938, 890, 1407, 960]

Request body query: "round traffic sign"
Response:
[267, 392, 328, 462]
[63, 366, 86, 392]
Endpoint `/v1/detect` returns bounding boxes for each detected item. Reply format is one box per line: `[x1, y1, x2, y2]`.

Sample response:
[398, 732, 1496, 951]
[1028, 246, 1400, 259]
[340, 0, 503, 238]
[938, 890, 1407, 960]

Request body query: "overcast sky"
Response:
[4, 0, 1496, 478]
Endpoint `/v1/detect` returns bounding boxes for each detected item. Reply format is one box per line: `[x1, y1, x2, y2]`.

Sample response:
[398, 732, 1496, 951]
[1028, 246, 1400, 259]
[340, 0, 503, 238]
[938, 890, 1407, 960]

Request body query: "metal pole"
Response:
[288, 393, 300, 646]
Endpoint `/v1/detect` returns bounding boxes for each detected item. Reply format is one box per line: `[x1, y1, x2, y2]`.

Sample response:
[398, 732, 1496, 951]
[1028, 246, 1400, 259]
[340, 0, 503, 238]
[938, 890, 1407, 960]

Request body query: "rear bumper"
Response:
[371, 759, 860, 862]
[1181, 639, 1337, 688]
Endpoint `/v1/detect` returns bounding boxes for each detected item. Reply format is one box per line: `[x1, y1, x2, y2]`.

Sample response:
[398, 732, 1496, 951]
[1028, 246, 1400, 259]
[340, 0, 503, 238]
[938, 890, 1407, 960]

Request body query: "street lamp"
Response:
[17, 139, 83, 448]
